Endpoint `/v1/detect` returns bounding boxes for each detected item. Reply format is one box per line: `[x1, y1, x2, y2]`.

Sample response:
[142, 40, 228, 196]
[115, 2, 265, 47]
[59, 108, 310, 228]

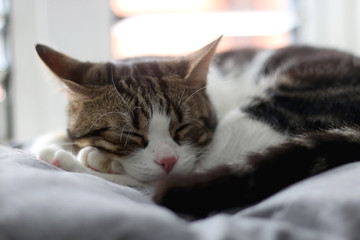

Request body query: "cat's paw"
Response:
[38, 147, 83, 172]
[37, 146, 61, 165]
[52, 150, 84, 172]
[78, 146, 114, 173]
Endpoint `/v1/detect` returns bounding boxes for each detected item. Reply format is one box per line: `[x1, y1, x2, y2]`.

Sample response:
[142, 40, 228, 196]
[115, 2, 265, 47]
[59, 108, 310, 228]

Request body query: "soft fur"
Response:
[32, 37, 360, 218]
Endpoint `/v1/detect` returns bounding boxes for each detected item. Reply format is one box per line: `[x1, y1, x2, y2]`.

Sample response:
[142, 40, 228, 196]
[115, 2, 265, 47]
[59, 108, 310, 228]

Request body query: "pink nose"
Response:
[155, 157, 177, 174]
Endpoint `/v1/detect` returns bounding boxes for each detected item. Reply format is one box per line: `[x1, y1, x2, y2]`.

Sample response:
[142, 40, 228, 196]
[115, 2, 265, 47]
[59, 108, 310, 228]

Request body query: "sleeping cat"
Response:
[33, 37, 360, 218]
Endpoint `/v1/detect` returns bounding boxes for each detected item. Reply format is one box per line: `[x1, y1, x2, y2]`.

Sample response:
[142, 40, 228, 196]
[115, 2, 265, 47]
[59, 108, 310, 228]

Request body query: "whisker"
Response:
[123, 129, 133, 149]
[177, 89, 186, 110]
[181, 87, 206, 107]
[109, 64, 134, 117]
[86, 111, 126, 133]
[192, 118, 209, 131]
[119, 123, 130, 142]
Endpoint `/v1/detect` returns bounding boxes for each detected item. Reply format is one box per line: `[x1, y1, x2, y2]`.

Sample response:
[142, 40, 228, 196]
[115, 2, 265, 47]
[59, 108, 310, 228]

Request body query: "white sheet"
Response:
[1, 146, 359, 240]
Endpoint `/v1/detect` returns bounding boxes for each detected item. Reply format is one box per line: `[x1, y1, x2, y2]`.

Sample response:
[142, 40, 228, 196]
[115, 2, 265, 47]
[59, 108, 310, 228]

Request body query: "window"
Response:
[0, 0, 10, 142]
[110, 0, 297, 58]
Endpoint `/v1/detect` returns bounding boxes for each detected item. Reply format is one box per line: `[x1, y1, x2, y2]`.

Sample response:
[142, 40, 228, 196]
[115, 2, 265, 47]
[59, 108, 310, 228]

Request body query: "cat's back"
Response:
[209, 45, 360, 134]
[207, 48, 268, 119]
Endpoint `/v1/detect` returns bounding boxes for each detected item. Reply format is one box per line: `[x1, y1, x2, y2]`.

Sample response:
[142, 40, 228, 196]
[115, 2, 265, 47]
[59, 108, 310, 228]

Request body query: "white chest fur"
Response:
[198, 49, 287, 171]
[198, 109, 287, 171]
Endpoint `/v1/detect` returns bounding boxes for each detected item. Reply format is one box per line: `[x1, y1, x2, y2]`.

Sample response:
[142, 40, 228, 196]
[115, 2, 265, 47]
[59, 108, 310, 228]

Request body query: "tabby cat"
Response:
[34, 37, 360, 218]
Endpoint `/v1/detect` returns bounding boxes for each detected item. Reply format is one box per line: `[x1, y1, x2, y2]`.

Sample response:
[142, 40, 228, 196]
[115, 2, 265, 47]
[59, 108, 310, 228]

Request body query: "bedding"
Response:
[1, 145, 360, 240]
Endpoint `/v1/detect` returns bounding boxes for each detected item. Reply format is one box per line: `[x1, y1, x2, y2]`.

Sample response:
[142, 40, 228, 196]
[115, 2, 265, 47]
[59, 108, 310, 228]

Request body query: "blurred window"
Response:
[110, 0, 297, 58]
[0, 0, 10, 142]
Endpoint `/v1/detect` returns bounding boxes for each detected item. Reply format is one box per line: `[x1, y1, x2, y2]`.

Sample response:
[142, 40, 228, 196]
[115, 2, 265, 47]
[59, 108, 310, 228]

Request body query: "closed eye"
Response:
[173, 124, 191, 142]
[123, 131, 148, 148]
[72, 127, 109, 140]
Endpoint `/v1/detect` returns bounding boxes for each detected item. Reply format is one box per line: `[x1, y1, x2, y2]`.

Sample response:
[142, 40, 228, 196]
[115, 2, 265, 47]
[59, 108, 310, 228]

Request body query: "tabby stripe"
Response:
[145, 76, 157, 95]
[175, 107, 183, 123]
[113, 80, 133, 96]
[155, 128, 360, 218]
[132, 99, 141, 129]
[260, 46, 316, 76]
[67, 128, 109, 140]
[95, 146, 129, 157]
[162, 92, 173, 115]
[150, 62, 163, 77]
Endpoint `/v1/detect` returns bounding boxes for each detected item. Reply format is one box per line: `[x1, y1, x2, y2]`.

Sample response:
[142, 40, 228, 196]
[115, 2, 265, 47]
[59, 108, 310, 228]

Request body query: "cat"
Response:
[33, 37, 360, 218]
[33, 38, 221, 187]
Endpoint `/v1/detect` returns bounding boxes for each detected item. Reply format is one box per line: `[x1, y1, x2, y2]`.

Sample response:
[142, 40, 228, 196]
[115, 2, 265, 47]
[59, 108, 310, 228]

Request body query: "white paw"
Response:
[38, 146, 61, 164]
[37, 146, 145, 187]
[53, 150, 84, 172]
[78, 146, 113, 173]
[38, 147, 83, 172]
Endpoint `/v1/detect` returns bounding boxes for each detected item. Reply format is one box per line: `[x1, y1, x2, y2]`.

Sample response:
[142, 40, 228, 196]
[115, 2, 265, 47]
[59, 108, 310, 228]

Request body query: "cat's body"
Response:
[33, 38, 360, 218]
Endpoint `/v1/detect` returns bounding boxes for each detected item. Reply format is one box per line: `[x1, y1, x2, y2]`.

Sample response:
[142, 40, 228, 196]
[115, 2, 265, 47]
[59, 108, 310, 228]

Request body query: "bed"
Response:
[1, 145, 359, 240]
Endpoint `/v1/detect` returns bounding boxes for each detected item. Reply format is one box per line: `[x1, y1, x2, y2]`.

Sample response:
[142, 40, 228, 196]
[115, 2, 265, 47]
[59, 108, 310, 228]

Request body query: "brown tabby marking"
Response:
[35, 39, 220, 170]
[36, 39, 360, 219]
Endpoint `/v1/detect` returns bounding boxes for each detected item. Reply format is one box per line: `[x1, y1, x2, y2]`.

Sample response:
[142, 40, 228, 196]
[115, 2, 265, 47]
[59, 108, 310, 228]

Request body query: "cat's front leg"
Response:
[38, 147, 147, 187]
[78, 146, 116, 173]
[38, 146, 93, 172]
[77, 148, 148, 187]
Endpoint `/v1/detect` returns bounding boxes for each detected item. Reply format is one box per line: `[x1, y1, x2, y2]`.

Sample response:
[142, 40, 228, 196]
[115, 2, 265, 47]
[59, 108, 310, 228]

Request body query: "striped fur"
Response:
[35, 39, 219, 182]
[244, 46, 360, 134]
[36, 40, 360, 217]
[155, 45, 360, 218]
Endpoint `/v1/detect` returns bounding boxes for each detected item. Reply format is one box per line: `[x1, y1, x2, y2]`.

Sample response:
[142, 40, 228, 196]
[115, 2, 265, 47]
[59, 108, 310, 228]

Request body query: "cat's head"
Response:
[35, 37, 221, 184]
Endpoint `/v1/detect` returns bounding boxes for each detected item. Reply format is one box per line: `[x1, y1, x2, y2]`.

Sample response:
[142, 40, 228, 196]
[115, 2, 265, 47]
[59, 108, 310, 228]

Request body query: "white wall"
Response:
[9, 0, 360, 141]
[297, 0, 360, 55]
[11, 0, 112, 140]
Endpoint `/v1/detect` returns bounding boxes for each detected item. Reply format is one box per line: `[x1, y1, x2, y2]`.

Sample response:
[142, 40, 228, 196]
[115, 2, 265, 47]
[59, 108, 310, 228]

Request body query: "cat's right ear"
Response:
[184, 36, 222, 87]
[35, 44, 95, 96]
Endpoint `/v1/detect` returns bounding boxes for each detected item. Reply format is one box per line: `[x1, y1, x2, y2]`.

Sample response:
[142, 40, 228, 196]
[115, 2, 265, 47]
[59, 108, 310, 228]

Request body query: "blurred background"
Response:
[1, 0, 360, 142]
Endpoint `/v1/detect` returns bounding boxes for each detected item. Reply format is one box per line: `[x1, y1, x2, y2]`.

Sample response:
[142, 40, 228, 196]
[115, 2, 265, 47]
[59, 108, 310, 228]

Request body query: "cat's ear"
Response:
[35, 44, 97, 96]
[184, 36, 222, 87]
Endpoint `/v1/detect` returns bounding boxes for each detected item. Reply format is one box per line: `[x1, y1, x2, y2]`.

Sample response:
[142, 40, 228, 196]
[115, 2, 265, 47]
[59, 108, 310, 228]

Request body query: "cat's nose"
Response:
[155, 157, 177, 174]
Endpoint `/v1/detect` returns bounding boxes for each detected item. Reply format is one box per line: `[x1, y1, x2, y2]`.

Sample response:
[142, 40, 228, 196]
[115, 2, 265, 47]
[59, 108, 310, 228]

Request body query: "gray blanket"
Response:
[1, 146, 359, 240]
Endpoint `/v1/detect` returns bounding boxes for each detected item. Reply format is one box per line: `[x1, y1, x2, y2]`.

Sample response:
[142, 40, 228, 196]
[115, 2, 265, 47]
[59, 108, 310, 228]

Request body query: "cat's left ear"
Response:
[184, 36, 222, 87]
[35, 44, 104, 97]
